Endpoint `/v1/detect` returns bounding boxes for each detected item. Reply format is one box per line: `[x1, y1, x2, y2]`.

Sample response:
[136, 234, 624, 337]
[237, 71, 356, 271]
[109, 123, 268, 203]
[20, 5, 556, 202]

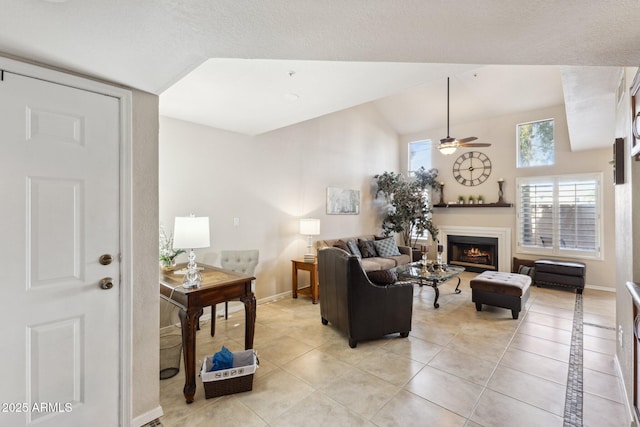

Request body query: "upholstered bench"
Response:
[534, 260, 586, 294]
[470, 271, 531, 319]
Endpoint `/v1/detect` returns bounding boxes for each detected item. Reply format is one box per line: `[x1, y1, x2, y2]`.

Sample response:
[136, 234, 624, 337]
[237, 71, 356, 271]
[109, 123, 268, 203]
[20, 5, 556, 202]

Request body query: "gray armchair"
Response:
[215, 250, 259, 319]
[318, 247, 414, 348]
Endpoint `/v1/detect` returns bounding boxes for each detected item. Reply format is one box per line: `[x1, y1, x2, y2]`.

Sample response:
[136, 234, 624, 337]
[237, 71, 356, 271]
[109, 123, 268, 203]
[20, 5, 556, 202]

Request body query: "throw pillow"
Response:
[367, 269, 398, 285]
[346, 241, 362, 258]
[333, 240, 350, 253]
[518, 265, 535, 279]
[373, 237, 401, 257]
[358, 239, 378, 258]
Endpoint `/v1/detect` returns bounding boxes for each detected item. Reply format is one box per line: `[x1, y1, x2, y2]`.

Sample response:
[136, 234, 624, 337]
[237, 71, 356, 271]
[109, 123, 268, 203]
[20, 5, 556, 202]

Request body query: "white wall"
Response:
[159, 103, 399, 303]
[615, 66, 639, 422]
[401, 104, 616, 290]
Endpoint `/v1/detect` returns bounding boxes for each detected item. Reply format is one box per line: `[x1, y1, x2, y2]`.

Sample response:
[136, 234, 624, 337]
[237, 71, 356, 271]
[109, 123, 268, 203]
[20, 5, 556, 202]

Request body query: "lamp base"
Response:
[182, 249, 202, 289]
[303, 253, 316, 263]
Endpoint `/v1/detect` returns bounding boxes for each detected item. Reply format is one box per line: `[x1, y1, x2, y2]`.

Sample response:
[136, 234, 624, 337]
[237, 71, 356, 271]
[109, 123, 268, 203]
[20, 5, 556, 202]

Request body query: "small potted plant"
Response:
[458, 195, 465, 204]
[477, 195, 484, 204]
[468, 195, 475, 204]
[159, 227, 185, 271]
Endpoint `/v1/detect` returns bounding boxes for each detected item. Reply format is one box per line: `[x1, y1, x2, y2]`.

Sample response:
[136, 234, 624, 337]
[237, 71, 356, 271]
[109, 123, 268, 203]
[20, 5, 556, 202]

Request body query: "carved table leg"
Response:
[241, 293, 257, 349]
[178, 307, 199, 404]
[454, 277, 462, 294]
[432, 284, 440, 309]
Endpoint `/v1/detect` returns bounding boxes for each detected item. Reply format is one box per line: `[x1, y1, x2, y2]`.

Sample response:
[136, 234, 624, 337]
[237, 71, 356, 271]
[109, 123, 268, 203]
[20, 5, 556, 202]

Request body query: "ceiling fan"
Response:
[438, 77, 491, 154]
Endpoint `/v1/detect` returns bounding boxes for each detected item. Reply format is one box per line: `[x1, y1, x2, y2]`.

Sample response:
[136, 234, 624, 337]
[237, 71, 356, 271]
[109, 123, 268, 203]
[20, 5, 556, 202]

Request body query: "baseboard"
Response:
[614, 354, 636, 427]
[585, 284, 617, 293]
[161, 291, 295, 330]
[213, 290, 293, 316]
[131, 405, 163, 427]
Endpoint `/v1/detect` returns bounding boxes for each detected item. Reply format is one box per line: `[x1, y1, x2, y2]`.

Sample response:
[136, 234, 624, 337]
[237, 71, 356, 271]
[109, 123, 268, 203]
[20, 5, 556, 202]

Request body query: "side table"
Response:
[291, 258, 319, 304]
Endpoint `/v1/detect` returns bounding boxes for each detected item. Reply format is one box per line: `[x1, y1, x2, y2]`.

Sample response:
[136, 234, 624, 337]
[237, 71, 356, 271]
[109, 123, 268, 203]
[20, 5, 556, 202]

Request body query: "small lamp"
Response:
[299, 218, 320, 263]
[173, 215, 210, 289]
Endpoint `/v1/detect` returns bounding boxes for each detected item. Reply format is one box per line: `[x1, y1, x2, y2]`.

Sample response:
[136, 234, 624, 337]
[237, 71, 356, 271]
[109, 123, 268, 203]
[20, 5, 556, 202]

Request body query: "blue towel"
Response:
[210, 346, 233, 371]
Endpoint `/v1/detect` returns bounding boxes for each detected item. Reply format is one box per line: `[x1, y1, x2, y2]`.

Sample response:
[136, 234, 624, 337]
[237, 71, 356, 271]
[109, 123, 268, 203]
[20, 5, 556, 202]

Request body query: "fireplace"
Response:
[438, 226, 511, 273]
[447, 235, 499, 272]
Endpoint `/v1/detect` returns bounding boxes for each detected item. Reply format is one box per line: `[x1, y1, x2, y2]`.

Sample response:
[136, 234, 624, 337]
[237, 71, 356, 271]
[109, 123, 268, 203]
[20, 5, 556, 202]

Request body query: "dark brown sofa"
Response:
[318, 247, 414, 348]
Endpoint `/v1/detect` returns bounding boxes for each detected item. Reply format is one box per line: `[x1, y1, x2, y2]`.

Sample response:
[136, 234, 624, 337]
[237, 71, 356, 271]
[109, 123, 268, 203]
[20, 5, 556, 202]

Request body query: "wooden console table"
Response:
[160, 263, 256, 403]
[291, 258, 318, 304]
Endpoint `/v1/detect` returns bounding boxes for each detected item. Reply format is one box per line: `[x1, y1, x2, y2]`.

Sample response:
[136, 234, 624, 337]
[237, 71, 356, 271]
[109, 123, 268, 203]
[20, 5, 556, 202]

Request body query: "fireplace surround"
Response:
[438, 226, 511, 273]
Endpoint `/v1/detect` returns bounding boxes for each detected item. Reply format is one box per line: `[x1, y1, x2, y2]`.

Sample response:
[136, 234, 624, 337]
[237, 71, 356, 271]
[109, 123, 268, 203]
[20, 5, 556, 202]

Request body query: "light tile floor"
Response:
[158, 272, 627, 427]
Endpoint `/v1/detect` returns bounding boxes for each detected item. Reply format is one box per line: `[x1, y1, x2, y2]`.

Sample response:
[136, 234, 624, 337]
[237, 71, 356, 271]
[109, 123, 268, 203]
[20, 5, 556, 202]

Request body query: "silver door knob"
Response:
[100, 277, 114, 290]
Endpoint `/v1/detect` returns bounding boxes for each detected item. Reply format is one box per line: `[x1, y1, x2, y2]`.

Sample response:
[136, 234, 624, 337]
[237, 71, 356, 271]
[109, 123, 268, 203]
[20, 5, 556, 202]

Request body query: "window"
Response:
[517, 119, 554, 167]
[408, 140, 432, 175]
[516, 173, 602, 260]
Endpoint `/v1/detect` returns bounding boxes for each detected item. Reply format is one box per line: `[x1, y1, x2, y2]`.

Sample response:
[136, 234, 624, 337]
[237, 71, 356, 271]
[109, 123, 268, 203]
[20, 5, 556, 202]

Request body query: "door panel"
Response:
[0, 71, 120, 426]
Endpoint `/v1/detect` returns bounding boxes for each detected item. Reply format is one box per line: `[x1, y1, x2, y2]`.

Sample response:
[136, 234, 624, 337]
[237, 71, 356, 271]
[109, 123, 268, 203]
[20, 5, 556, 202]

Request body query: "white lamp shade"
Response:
[173, 216, 210, 249]
[299, 218, 320, 235]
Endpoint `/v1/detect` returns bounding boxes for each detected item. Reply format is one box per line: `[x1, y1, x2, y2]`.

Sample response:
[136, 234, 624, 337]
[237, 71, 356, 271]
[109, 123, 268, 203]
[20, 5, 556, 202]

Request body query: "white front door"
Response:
[0, 71, 120, 426]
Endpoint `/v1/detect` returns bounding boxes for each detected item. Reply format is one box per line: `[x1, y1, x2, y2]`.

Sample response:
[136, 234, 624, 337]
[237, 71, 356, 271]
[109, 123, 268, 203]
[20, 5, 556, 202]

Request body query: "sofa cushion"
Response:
[373, 237, 401, 257]
[366, 269, 398, 285]
[358, 239, 378, 258]
[347, 241, 362, 258]
[333, 239, 350, 253]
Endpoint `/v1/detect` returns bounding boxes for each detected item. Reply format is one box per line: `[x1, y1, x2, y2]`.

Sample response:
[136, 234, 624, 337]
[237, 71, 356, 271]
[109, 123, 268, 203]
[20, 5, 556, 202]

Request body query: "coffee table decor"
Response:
[395, 261, 464, 308]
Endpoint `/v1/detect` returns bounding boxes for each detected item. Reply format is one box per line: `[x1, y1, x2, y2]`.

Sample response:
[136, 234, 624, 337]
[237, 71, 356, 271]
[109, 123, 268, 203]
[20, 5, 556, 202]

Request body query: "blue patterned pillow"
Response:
[373, 237, 401, 257]
[346, 241, 362, 258]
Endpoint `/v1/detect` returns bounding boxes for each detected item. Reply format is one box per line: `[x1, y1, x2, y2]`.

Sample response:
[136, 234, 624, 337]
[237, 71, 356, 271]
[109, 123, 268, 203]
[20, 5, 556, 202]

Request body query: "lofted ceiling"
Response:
[1, 1, 638, 149]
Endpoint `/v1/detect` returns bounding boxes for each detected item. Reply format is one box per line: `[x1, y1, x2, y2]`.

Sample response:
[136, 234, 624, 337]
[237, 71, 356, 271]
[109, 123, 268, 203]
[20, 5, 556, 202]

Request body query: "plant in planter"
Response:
[477, 195, 484, 204]
[374, 167, 440, 247]
[458, 195, 465, 204]
[159, 227, 185, 270]
[468, 195, 475, 204]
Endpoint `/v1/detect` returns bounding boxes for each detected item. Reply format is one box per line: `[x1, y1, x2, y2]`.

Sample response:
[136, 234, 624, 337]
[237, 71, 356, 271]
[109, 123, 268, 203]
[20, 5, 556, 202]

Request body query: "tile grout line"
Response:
[463, 292, 539, 426]
[563, 292, 583, 427]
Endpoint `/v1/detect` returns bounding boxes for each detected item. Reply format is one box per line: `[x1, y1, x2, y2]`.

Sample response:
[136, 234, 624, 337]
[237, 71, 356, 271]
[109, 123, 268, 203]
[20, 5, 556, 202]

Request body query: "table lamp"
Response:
[299, 218, 320, 263]
[173, 215, 210, 289]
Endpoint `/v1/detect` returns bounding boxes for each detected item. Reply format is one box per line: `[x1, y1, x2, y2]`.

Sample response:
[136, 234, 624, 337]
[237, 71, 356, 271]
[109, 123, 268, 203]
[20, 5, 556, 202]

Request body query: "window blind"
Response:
[517, 174, 601, 258]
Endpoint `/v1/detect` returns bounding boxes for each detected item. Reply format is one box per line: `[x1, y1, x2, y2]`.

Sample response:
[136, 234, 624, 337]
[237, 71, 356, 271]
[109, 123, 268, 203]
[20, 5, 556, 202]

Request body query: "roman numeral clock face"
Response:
[452, 151, 492, 186]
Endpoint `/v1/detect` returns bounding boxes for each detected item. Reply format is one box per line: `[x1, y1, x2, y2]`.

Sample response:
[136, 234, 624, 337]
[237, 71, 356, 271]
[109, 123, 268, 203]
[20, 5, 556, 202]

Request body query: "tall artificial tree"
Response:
[374, 167, 440, 247]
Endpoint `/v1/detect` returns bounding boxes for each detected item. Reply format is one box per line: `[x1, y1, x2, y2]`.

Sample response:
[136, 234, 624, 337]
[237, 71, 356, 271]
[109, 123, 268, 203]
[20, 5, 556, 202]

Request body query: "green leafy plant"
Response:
[159, 227, 185, 264]
[458, 195, 465, 203]
[374, 167, 439, 247]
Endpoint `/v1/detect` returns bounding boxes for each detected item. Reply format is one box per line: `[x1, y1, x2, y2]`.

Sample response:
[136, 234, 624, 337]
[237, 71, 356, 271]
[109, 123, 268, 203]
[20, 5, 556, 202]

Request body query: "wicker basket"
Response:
[201, 351, 257, 399]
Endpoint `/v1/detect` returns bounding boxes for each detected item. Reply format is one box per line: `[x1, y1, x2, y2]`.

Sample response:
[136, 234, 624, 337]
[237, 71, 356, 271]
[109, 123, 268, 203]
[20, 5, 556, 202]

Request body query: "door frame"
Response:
[0, 55, 133, 426]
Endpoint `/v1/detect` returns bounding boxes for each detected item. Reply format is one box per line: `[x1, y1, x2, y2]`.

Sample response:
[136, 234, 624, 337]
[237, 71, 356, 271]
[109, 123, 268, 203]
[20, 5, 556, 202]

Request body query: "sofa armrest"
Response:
[398, 245, 411, 256]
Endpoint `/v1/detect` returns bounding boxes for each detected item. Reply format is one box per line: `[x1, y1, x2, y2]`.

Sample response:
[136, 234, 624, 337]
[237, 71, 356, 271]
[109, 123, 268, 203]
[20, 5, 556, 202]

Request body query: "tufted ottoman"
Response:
[470, 271, 531, 319]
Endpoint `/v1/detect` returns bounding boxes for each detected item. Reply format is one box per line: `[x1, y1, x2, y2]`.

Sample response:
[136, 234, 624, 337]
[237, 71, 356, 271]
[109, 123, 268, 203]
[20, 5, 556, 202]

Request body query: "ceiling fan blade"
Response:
[457, 136, 478, 143]
[440, 136, 456, 144]
[459, 142, 492, 147]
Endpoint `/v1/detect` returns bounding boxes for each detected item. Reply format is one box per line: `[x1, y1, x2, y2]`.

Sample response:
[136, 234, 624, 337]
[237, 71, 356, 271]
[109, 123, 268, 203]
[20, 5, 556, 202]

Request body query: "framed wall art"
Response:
[326, 187, 360, 215]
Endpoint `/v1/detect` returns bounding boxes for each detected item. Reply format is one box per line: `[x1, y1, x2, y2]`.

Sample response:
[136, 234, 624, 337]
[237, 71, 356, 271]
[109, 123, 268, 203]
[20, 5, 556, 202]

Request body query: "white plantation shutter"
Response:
[516, 174, 602, 259]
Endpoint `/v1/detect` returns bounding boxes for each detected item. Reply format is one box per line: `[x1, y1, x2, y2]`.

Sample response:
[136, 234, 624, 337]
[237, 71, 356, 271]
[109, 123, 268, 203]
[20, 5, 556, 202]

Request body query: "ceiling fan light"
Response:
[439, 145, 457, 155]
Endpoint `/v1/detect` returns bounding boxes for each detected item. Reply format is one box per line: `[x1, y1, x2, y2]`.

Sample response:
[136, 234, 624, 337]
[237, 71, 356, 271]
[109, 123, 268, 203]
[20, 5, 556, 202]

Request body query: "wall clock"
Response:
[452, 151, 492, 186]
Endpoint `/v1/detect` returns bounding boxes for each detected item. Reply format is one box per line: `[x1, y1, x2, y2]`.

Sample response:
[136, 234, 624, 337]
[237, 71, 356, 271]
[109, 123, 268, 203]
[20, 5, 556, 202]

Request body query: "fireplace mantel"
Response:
[438, 226, 511, 273]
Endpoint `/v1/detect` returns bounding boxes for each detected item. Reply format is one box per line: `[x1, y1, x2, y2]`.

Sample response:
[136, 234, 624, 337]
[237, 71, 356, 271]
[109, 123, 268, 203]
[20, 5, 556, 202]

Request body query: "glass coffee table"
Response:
[395, 262, 465, 308]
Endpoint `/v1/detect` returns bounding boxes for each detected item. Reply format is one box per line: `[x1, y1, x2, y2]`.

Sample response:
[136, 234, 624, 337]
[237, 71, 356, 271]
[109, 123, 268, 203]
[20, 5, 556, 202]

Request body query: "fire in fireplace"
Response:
[447, 235, 499, 272]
